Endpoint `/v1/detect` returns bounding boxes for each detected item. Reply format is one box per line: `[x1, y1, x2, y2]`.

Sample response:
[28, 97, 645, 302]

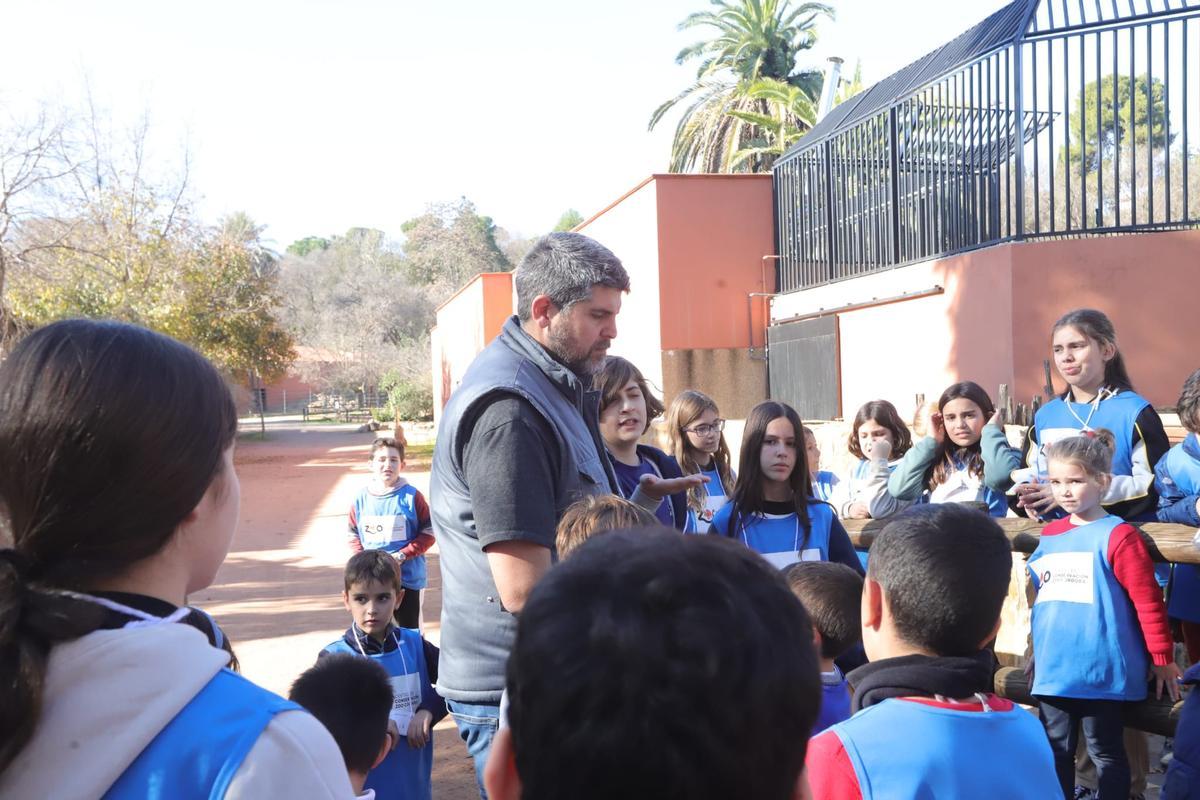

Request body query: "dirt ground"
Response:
[190, 420, 478, 800]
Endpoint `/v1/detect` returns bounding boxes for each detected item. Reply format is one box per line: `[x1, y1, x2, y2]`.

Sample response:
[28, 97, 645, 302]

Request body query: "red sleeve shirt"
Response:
[1040, 517, 1173, 665]
[400, 490, 436, 559]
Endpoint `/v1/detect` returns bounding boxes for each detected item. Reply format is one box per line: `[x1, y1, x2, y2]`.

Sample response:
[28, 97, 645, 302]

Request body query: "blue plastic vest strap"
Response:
[833, 698, 1059, 799]
[103, 669, 298, 800]
[1164, 445, 1200, 621]
[1028, 515, 1149, 700]
[324, 628, 433, 800]
[353, 483, 428, 589]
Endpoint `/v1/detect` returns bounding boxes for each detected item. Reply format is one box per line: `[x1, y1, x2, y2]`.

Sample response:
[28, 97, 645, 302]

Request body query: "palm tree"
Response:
[649, 0, 833, 173]
[727, 77, 817, 169]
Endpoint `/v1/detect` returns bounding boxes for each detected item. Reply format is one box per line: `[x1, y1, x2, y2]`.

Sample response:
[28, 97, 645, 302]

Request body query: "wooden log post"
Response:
[994, 667, 1183, 738]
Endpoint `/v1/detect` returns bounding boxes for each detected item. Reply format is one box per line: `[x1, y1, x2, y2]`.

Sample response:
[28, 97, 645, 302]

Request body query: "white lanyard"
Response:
[1064, 386, 1113, 431]
[739, 512, 801, 553]
[352, 625, 411, 676]
[62, 591, 192, 629]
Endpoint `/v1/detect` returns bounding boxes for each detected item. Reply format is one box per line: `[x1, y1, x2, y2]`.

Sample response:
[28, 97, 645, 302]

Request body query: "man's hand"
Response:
[406, 709, 433, 748]
[637, 472, 707, 500]
[1014, 481, 1057, 517]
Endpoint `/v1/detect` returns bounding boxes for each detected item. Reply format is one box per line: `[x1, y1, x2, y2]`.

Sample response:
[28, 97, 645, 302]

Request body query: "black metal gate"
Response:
[767, 316, 841, 419]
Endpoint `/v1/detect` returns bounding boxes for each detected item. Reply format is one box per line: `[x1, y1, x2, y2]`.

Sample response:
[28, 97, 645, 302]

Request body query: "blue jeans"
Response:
[1038, 696, 1129, 799]
[446, 699, 500, 799]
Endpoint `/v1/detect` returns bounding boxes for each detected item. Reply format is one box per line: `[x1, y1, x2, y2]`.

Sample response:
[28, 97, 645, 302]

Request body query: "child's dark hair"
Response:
[1177, 368, 1200, 434]
[848, 399, 913, 461]
[344, 550, 403, 593]
[555, 495, 657, 559]
[1052, 308, 1134, 393]
[0, 320, 238, 772]
[730, 401, 812, 541]
[290, 653, 393, 774]
[370, 436, 405, 461]
[594, 356, 665, 434]
[869, 504, 1012, 656]
[1044, 428, 1116, 481]
[926, 381, 995, 492]
[507, 529, 820, 800]
[784, 561, 864, 660]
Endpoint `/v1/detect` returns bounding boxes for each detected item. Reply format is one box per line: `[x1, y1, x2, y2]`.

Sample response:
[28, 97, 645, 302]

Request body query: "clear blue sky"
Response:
[0, 0, 1011, 248]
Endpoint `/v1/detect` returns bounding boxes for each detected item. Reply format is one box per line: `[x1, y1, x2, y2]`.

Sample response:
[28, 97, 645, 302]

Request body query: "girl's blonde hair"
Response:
[1044, 428, 1116, 480]
[664, 390, 734, 514]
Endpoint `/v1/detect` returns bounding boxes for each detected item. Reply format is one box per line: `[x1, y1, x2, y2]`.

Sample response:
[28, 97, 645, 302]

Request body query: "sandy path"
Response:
[189, 422, 478, 800]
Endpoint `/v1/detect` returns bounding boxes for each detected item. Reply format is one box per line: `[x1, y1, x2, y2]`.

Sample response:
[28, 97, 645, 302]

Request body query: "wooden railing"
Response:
[841, 517, 1199, 736]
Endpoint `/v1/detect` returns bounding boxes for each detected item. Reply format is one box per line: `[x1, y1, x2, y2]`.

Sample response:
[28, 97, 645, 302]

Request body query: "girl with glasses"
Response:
[665, 390, 735, 532]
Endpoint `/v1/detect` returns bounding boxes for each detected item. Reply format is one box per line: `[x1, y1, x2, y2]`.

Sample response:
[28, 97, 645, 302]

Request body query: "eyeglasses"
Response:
[683, 419, 725, 436]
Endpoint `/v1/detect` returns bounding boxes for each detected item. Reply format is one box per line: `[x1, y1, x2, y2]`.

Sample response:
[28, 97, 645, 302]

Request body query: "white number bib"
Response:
[761, 548, 822, 570]
[360, 514, 407, 550]
[388, 671, 423, 731]
[1034, 552, 1095, 605]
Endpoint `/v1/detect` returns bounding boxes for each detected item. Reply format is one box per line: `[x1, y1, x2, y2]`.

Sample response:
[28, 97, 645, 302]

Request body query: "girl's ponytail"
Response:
[0, 552, 105, 771]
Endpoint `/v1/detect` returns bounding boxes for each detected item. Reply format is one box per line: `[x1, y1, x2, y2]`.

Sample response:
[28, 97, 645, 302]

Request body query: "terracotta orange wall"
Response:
[1010, 230, 1200, 407]
[431, 272, 515, 423]
[654, 174, 776, 351]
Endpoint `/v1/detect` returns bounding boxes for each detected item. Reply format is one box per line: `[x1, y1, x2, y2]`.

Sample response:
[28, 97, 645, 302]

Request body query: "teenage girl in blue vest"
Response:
[1013, 308, 1171, 523]
[596, 357, 694, 531]
[887, 381, 1019, 517]
[0, 320, 353, 799]
[665, 390, 735, 532]
[1027, 431, 1181, 799]
[709, 401, 863, 575]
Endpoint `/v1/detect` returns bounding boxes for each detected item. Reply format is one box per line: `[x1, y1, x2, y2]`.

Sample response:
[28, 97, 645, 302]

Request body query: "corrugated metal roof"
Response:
[779, 0, 1037, 163]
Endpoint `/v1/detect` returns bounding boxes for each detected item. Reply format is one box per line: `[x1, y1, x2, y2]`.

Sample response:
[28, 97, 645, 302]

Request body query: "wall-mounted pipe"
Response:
[770, 285, 945, 327]
[747, 255, 781, 361]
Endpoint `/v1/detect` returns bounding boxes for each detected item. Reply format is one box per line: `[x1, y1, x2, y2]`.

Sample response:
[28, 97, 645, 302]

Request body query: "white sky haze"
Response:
[0, 0, 1013, 248]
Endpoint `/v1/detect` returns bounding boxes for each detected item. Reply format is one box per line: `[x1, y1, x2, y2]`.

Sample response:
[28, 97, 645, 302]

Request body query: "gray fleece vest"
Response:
[431, 316, 614, 702]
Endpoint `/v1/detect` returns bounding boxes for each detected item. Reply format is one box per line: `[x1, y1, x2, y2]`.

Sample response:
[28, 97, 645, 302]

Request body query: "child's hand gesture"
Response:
[928, 410, 946, 444]
[846, 503, 871, 520]
[406, 709, 433, 748]
[637, 472, 707, 500]
[988, 409, 1005, 428]
[1151, 662, 1184, 702]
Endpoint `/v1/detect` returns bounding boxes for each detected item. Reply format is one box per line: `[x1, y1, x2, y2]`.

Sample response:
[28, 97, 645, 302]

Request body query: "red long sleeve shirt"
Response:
[347, 486, 435, 559]
[1040, 516, 1173, 665]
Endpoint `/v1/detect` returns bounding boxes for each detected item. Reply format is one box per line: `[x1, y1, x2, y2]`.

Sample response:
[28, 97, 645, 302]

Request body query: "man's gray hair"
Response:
[515, 232, 630, 321]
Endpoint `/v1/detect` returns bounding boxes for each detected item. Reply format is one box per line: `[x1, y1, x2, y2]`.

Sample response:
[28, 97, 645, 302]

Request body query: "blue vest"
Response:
[830, 698, 1060, 799]
[1164, 444, 1200, 621]
[812, 471, 839, 503]
[1033, 391, 1150, 479]
[324, 628, 433, 800]
[1164, 662, 1200, 799]
[104, 670, 298, 799]
[1028, 515, 1150, 700]
[710, 500, 834, 567]
[692, 465, 731, 533]
[352, 483, 427, 589]
[814, 669, 851, 735]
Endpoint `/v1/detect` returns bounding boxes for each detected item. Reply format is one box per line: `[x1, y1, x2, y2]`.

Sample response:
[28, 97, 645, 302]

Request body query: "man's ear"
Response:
[529, 295, 556, 329]
[483, 728, 522, 800]
[862, 576, 884, 633]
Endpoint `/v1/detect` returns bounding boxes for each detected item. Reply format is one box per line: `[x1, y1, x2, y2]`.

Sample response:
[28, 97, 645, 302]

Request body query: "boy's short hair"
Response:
[1178, 368, 1200, 434]
[370, 436, 405, 461]
[507, 529, 821, 800]
[290, 653, 393, 774]
[783, 561, 864, 659]
[555, 495, 657, 559]
[869, 504, 1011, 657]
[344, 549, 403, 593]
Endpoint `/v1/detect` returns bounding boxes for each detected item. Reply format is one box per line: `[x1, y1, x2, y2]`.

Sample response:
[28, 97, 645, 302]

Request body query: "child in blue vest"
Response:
[888, 381, 1018, 517]
[710, 401, 863, 575]
[833, 400, 913, 520]
[665, 390, 735, 532]
[322, 550, 446, 800]
[783, 561, 863, 734]
[1156, 368, 1200, 661]
[595, 357, 695, 530]
[1028, 431, 1181, 799]
[802, 424, 841, 503]
[806, 504, 1060, 799]
[348, 437, 435, 629]
[1013, 308, 1171, 524]
[0, 320, 353, 799]
[291, 654, 396, 800]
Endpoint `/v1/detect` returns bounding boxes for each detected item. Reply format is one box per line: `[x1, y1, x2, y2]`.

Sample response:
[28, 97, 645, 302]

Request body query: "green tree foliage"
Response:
[1066, 74, 1173, 173]
[400, 198, 510, 296]
[553, 209, 584, 231]
[286, 235, 331, 257]
[650, 0, 832, 173]
[727, 77, 817, 168]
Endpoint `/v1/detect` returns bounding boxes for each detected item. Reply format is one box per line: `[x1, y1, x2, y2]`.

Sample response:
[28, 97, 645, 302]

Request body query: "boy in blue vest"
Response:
[484, 529, 822, 800]
[806, 504, 1061, 799]
[290, 653, 395, 800]
[348, 437, 435, 628]
[783, 561, 863, 735]
[321, 550, 446, 800]
[1157, 368, 1200, 659]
